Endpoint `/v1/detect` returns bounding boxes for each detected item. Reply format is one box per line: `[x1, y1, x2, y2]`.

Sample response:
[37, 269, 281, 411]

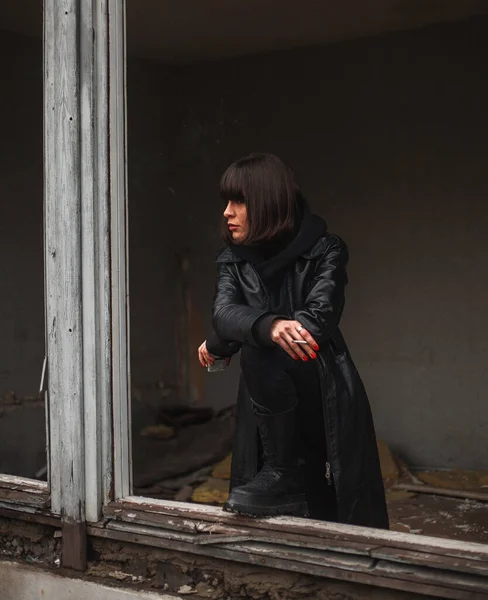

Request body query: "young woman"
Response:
[198, 153, 388, 528]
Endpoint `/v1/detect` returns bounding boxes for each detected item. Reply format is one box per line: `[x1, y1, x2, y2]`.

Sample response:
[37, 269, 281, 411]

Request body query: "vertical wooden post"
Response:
[44, 0, 85, 569]
[44, 0, 115, 569]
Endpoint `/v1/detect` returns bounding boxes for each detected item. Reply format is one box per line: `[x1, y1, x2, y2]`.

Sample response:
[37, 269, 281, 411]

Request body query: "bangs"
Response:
[219, 162, 247, 203]
[220, 153, 301, 245]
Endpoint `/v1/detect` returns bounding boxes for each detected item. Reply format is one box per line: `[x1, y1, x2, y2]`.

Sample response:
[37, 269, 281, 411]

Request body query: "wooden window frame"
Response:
[0, 476, 50, 512]
[0, 0, 482, 593]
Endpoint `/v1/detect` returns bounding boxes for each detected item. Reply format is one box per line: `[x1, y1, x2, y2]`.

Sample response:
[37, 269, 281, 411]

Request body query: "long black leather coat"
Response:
[213, 233, 389, 529]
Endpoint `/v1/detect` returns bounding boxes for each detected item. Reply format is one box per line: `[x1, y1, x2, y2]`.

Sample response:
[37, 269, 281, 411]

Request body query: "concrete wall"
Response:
[127, 18, 488, 470]
[0, 31, 44, 399]
[0, 31, 45, 477]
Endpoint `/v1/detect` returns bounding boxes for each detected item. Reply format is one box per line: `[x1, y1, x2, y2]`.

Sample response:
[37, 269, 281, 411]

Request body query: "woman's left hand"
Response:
[198, 341, 232, 368]
[269, 319, 319, 361]
[198, 341, 215, 367]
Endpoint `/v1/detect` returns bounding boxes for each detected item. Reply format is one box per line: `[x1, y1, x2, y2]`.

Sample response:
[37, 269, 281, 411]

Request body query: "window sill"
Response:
[0, 475, 50, 510]
[0, 475, 56, 527]
[99, 496, 488, 599]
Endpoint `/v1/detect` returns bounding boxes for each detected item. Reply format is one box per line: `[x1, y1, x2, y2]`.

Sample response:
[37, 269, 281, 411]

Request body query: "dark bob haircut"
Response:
[220, 153, 303, 245]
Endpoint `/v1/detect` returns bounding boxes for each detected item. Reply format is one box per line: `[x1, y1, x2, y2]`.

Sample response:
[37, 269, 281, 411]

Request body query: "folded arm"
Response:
[292, 236, 349, 346]
[212, 263, 269, 346]
[205, 330, 241, 358]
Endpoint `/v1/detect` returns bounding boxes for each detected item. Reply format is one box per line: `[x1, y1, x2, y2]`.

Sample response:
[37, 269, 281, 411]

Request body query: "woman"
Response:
[198, 153, 389, 528]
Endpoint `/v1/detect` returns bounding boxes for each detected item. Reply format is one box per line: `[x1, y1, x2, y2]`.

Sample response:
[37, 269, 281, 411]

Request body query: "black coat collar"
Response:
[216, 234, 331, 264]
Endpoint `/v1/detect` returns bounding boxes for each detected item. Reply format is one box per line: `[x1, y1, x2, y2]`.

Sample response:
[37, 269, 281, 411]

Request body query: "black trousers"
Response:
[240, 345, 337, 521]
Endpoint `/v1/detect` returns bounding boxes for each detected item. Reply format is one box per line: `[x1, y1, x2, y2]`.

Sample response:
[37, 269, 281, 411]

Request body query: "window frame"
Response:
[0, 475, 49, 510]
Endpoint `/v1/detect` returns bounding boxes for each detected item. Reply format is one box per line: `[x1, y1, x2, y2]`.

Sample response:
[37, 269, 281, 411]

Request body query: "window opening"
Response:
[120, 0, 488, 549]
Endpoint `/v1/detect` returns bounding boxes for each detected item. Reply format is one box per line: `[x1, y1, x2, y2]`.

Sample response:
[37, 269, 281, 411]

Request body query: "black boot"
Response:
[224, 406, 308, 517]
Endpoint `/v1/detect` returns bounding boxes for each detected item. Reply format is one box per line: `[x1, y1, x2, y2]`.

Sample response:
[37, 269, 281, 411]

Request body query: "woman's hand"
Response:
[198, 341, 214, 367]
[270, 320, 319, 361]
[197, 341, 231, 368]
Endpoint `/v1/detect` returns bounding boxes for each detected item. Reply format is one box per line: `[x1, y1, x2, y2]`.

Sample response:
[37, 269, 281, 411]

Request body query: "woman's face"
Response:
[224, 200, 249, 243]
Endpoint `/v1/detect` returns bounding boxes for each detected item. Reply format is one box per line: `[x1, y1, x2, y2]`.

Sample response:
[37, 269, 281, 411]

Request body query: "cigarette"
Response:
[292, 340, 308, 344]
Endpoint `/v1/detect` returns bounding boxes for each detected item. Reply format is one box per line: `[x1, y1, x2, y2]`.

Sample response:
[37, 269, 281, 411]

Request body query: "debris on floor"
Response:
[0, 389, 44, 409]
[130, 388, 488, 544]
[378, 442, 488, 542]
[387, 493, 488, 542]
[385, 489, 417, 502]
[2, 390, 19, 405]
[211, 453, 232, 480]
[132, 399, 235, 496]
[416, 468, 488, 490]
[192, 477, 229, 504]
[377, 439, 400, 485]
[140, 424, 175, 440]
[158, 405, 215, 429]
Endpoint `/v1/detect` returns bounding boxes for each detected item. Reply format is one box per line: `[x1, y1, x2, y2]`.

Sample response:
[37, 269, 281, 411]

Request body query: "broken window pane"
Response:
[0, 4, 46, 479]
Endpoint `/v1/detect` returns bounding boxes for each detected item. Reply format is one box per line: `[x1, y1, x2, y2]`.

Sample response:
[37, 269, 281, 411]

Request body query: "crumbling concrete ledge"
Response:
[0, 516, 60, 566]
[86, 536, 437, 600]
[0, 516, 438, 599]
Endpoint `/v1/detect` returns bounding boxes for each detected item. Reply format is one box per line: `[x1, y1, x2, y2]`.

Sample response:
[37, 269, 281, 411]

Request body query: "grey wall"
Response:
[0, 31, 45, 477]
[128, 18, 488, 470]
[0, 31, 44, 399]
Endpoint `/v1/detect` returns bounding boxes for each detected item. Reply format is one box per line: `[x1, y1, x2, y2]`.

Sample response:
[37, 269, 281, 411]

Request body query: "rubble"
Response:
[0, 517, 60, 565]
[140, 424, 175, 440]
[2, 390, 20, 405]
[417, 469, 488, 490]
[192, 477, 229, 505]
[158, 405, 215, 429]
[132, 401, 235, 493]
[126, 385, 488, 543]
[211, 454, 232, 480]
[0, 389, 44, 408]
[174, 485, 194, 502]
[377, 439, 400, 483]
[178, 584, 198, 595]
[385, 490, 416, 502]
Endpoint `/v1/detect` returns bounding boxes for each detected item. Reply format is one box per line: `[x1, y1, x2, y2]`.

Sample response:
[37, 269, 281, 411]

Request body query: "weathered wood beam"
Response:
[0, 504, 60, 527]
[62, 521, 87, 572]
[44, 0, 115, 568]
[44, 0, 86, 569]
[394, 483, 488, 503]
[0, 485, 49, 509]
[104, 497, 488, 562]
[44, 0, 85, 524]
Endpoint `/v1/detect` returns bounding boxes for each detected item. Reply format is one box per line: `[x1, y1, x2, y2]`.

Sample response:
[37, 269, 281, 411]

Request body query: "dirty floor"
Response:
[130, 398, 488, 545]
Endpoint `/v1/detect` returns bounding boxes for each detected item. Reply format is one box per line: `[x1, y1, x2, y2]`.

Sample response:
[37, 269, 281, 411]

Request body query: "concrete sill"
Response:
[0, 561, 180, 600]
